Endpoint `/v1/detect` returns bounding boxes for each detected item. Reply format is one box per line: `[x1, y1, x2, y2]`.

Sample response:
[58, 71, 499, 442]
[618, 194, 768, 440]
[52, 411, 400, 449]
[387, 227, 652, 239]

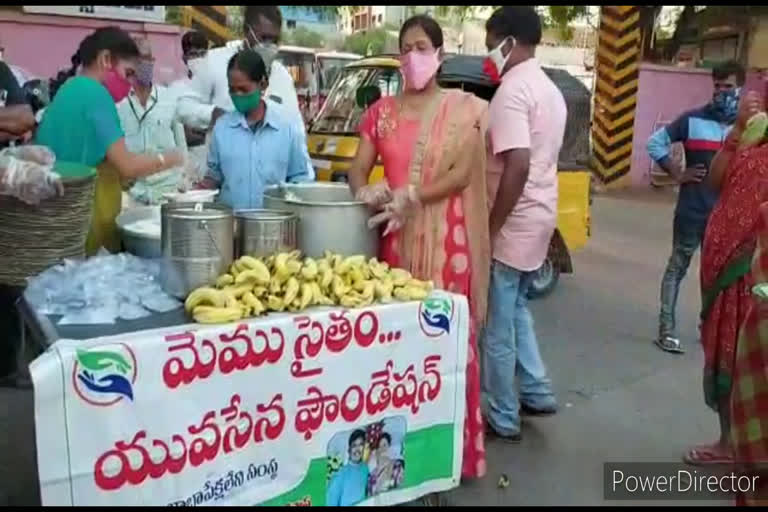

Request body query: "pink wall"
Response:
[0, 11, 186, 86]
[630, 63, 762, 187]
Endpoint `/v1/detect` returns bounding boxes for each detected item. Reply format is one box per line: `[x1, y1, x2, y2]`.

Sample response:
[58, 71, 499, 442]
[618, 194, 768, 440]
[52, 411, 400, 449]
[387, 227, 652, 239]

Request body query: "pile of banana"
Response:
[185, 250, 434, 324]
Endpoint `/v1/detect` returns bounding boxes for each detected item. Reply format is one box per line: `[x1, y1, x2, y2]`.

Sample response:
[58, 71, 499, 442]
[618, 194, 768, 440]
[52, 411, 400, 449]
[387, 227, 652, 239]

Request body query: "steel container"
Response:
[160, 202, 234, 298]
[234, 209, 298, 258]
[263, 183, 378, 259]
[116, 205, 162, 259]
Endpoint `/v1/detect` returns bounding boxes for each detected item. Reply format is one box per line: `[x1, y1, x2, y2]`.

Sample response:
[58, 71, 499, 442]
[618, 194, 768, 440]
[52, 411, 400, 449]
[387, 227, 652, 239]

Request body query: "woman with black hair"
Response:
[348, 14, 490, 481]
[199, 49, 310, 209]
[36, 26, 183, 255]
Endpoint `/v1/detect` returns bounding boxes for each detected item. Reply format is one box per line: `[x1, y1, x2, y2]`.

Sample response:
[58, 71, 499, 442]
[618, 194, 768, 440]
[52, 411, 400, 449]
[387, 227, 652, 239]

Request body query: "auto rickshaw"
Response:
[306, 55, 592, 298]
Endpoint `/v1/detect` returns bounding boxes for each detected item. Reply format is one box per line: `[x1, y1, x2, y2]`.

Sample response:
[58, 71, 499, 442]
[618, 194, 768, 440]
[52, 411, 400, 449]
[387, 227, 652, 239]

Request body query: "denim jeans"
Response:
[480, 260, 557, 436]
[658, 217, 705, 339]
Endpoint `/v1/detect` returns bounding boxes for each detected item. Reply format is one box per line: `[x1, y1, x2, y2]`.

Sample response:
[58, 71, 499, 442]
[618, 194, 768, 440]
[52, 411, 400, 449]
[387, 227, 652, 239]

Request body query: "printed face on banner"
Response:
[418, 294, 454, 337]
[72, 344, 138, 406]
[325, 416, 407, 507]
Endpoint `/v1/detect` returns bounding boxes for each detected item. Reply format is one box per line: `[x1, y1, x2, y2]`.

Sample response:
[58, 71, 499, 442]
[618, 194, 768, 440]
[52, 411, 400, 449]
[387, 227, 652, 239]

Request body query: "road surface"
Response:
[0, 188, 731, 505]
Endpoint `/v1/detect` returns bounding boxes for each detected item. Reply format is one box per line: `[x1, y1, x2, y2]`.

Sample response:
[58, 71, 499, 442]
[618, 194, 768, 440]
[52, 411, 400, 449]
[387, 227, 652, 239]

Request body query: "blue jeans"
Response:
[659, 217, 705, 339]
[481, 260, 557, 436]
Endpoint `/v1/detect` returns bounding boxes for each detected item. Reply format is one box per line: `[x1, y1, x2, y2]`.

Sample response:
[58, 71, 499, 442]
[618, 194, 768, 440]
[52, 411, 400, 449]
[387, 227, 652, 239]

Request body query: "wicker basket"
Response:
[0, 162, 96, 286]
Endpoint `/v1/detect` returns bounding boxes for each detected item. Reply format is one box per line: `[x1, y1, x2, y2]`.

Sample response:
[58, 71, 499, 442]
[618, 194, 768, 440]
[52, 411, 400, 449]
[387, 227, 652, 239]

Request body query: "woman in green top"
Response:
[37, 26, 183, 255]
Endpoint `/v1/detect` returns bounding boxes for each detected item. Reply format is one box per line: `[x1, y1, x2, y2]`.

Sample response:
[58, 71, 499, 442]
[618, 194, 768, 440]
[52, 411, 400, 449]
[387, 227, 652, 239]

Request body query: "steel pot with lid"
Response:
[235, 209, 298, 258]
[161, 202, 234, 298]
[263, 183, 378, 259]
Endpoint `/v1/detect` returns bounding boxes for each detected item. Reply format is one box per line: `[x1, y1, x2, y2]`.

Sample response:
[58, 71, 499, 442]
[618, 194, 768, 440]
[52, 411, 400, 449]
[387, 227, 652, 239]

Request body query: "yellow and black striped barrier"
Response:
[591, 5, 641, 187]
[182, 5, 234, 47]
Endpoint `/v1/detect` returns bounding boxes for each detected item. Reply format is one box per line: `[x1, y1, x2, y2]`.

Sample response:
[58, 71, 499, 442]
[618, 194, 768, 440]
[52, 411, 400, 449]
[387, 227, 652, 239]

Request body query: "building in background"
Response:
[338, 6, 436, 35]
[280, 6, 337, 37]
[0, 6, 184, 84]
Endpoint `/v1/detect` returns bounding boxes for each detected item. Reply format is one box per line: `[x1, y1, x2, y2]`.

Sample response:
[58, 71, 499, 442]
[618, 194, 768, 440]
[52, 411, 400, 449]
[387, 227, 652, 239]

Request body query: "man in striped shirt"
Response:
[647, 60, 745, 354]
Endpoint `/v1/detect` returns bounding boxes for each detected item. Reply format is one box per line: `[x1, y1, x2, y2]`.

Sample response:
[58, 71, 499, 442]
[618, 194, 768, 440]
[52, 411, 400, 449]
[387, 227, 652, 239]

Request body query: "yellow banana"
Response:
[299, 283, 313, 310]
[215, 274, 235, 288]
[395, 286, 429, 301]
[234, 258, 250, 274]
[320, 267, 334, 290]
[222, 284, 252, 299]
[269, 276, 283, 295]
[229, 262, 241, 279]
[287, 249, 301, 261]
[252, 286, 267, 298]
[336, 254, 366, 275]
[407, 278, 434, 292]
[185, 287, 225, 313]
[317, 258, 330, 274]
[235, 268, 270, 286]
[192, 306, 243, 324]
[284, 277, 300, 305]
[267, 295, 285, 312]
[220, 289, 242, 309]
[242, 291, 266, 316]
[374, 279, 394, 303]
[370, 261, 390, 279]
[301, 258, 318, 280]
[390, 268, 412, 287]
[349, 267, 365, 288]
[360, 281, 375, 306]
[236, 258, 271, 284]
[332, 275, 348, 298]
[286, 259, 302, 275]
[340, 292, 364, 309]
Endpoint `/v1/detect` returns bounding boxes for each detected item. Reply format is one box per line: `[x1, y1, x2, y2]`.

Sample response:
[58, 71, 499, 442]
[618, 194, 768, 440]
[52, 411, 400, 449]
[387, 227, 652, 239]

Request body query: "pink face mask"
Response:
[400, 49, 441, 91]
[102, 68, 132, 102]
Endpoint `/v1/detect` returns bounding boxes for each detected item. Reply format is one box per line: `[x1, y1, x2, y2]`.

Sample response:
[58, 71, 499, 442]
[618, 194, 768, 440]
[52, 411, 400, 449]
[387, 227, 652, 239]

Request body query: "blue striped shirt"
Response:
[206, 100, 313, 210]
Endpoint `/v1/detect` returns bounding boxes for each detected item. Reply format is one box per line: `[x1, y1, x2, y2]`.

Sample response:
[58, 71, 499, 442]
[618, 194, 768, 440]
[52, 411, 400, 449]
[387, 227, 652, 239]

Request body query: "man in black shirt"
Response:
[0, 60, 34, 147]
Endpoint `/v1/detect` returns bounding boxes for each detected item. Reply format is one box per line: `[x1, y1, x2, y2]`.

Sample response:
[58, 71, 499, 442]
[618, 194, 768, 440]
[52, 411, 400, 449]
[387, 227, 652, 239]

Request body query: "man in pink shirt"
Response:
[481, 6, 567, 443]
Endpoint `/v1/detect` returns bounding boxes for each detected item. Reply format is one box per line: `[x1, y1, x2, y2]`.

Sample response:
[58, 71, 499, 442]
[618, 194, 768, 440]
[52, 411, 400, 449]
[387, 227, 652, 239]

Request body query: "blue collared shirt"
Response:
[206, 100, 313, 210]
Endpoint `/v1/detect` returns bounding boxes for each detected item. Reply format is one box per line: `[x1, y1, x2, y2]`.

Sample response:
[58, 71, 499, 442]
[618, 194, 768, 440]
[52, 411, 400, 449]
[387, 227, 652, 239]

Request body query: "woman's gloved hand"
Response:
[387, 184, 421, 218]
[0, 148, 63, 205]
[355, 181, 392, 207]
[367, 208, 404, 237]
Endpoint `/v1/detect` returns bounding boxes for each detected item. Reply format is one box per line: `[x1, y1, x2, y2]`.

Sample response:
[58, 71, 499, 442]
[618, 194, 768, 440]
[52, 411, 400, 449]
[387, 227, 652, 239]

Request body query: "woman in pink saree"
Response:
[348, 15, 491, 481]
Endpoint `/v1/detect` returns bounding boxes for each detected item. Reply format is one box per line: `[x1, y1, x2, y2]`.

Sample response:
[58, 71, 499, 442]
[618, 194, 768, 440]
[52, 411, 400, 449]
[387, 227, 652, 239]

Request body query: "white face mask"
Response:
[186, 57, 204, 78]
[487, 37, 514, 77]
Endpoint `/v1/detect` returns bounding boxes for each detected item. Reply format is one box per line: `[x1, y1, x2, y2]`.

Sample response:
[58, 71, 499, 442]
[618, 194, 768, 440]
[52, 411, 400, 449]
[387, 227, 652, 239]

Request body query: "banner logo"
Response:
[72, 344, 137, 406]
[419, 295, 454, 337]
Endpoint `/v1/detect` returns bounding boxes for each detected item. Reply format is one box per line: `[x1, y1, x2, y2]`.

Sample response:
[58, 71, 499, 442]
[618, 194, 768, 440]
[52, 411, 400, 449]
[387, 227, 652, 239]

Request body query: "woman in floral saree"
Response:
[348, 15, 491, 481]
[686, 90, 766, 465]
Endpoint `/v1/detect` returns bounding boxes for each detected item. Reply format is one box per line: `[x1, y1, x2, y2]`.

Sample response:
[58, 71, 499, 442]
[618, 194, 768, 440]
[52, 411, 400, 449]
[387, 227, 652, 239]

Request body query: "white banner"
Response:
[32, 293, 468, 506]
[23, 6, 166, 24]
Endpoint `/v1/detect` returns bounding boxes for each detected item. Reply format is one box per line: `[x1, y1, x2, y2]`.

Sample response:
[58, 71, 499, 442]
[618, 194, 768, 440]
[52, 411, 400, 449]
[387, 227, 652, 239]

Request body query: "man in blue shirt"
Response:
[647, 60, 745, 354]
[326, 429, 369, 506]
[201, 49, 311, 209]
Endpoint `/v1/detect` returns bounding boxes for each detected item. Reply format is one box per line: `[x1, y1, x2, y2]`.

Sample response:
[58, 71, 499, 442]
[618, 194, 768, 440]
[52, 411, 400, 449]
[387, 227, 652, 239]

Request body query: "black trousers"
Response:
[0, 284, 21, 377]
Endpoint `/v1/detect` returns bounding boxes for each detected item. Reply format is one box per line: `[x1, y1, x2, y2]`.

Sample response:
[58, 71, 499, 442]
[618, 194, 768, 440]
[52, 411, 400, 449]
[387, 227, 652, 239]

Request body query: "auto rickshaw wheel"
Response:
[527, 256, 560, 300]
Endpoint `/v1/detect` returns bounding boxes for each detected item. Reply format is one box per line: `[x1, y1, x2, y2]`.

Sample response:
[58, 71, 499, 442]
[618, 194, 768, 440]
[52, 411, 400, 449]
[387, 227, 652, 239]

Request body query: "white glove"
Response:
[0, 147, 63, 205]
[367, 208, 404, 237]
[355, 181, 392, 208]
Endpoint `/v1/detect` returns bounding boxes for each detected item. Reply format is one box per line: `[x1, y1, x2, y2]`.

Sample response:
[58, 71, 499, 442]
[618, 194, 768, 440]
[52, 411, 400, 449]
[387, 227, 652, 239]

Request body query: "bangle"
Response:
[157, 153, 166, 167]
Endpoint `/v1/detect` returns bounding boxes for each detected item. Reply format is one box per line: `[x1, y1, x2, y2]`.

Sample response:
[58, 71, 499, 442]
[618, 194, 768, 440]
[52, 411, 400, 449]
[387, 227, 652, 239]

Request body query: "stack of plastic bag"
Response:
[24, 250, 181, 325]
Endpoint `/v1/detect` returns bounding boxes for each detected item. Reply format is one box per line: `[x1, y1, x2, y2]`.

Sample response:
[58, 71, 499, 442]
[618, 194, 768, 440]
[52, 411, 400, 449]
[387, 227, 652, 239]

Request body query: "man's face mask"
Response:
[246, 27, 278, 68]
[712, 87, 740, 122]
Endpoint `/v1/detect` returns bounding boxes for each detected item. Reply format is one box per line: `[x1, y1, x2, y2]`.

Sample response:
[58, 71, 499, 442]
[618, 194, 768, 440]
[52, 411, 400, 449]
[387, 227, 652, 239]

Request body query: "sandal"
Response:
[654, 335, 685, 354]
[683, 445, 733, 466]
